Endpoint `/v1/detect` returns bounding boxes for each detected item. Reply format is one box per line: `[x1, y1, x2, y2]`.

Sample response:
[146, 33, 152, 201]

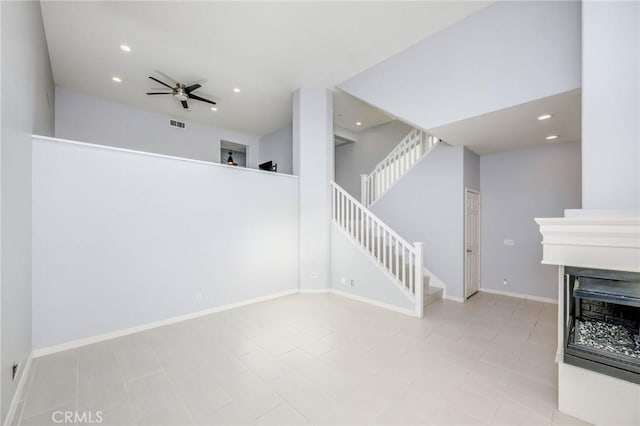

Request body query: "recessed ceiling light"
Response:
[356, 122, 362, 126]
[233, 88, 240, 93]
[112, 76, 122, 83]
[546, 135, 559, 140]
[537, 114, 553, 121]
[120, 44, 131, 52]
[210, 107, 217, 111]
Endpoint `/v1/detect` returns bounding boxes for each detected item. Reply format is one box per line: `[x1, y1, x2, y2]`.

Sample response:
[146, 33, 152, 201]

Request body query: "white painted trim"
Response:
[3, 353, 33, 426]
[32, 135, 299, 180]
[423, 267, 446, 290]
[535, 216, 640, 272]
[330, 289, 417, 317]
[30, 287, 422, 359]
[32, 289, 298, 357]
[443, 295, 465, 303]
[464, 187, 481, 300]
[479, 287, 558, 304]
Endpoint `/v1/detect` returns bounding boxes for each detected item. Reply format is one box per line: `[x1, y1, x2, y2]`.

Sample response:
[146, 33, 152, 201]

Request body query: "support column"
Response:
[292, 89, 334, 291]
[582, 1, 640, 209]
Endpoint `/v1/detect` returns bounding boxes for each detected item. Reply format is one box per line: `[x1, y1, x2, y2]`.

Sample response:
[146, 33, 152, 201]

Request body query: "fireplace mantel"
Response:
[536, 212, 640, 425]
[535, 216, 640, 273]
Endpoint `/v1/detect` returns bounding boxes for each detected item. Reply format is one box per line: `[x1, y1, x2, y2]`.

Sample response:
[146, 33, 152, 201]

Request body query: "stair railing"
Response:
[331, 181, 423, 316]
[361, 128, 440, 207]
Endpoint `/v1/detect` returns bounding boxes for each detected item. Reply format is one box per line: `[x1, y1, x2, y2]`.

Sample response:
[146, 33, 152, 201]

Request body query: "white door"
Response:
[465, 189, 480, 299]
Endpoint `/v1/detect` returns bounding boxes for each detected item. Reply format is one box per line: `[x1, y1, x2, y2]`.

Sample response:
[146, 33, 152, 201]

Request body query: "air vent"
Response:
[169, 119, 186, 129]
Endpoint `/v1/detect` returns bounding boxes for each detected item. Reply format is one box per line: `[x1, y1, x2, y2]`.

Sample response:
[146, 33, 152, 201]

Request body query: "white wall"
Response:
[32, 137, 299, 349]
[0, 1, 54, 421]
[480, 141, 581, 299]
[335, 120, 412, 198]
[339, 1, 581, 130]
[463, 148, 480, 192]
[330, 225, 414, 312]
[55, 87, 261, 168]
[259, 124, 293, 175]
[581, 1, 640, 210]
[293, 89, 334, 291]
[370, 144, 466, 299]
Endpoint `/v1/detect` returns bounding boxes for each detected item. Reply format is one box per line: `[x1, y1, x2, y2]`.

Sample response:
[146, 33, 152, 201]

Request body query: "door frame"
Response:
[464, 188, 481, 300]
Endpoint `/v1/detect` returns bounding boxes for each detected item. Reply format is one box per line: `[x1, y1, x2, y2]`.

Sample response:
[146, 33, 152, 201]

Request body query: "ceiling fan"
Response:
[146, 71, 216, 110]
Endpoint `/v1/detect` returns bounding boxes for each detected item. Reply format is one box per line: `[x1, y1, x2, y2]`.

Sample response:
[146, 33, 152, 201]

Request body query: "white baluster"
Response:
[360, 174, 368, 206]
[413, 242, 424, 318]
[401, 246, 406, 288]
[341, 191, 345, 229]
[409, 252, 414, 293]
[383, 230, 387, 267]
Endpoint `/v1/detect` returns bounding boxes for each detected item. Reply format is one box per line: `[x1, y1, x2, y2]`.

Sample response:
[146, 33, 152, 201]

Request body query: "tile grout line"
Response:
[75, 350, 79, 418]
[112, 343, 141, 426]
[19, 355, 79, 422]
[15, 358, 37, 426]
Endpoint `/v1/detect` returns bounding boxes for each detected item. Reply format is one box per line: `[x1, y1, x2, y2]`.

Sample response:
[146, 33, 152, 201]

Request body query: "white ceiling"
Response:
[431, 90, 582, 155]
[333, 89, 394, 133]
[40, 1, 490, 137]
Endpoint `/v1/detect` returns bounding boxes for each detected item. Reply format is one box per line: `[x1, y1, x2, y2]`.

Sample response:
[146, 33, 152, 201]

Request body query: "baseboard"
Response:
[443, 295, 465, 303]
[3, 353, 33, 426]
[31, 285, 425, 358]
[330, 289, 417, 317]
[479, 287, 558, 304]
[32, 289, 298, 358]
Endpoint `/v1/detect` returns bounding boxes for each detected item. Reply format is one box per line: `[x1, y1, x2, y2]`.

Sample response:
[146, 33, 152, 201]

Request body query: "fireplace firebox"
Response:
[564, 267, 640, 384]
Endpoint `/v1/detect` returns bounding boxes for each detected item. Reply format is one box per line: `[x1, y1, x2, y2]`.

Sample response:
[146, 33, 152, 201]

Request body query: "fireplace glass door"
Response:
[564, 267, 640, 384]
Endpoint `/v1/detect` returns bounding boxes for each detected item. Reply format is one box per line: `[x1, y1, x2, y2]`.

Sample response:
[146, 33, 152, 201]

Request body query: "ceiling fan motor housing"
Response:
[173, 84, 188, 101]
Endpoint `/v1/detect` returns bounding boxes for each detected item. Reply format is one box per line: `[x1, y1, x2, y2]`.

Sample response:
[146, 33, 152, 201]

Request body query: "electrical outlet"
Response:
[310, 272, 317, 279]
[12, 363, 20, 381]
[350, 279, 355, 287]
[195, 292, 203, 303]
[503, 278, 508, 286]
[504, 239, 515, 246]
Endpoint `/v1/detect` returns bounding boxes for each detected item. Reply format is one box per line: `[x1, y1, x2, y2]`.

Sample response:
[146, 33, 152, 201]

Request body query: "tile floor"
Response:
[13, 293, 590, 425]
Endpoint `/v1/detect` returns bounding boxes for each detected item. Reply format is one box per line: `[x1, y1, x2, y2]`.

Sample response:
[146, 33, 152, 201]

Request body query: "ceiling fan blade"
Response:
[185, 83, 202, 93]
[155, 70, 179, 85]
[188, 93, 216, 105]
[146, 92, 172, 95]
[181, 100, 189, 109]
[148, 76, 172, 89]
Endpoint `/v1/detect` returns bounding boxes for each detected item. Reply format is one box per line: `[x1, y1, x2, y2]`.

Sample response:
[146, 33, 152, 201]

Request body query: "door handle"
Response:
[466, 249, 472, 253]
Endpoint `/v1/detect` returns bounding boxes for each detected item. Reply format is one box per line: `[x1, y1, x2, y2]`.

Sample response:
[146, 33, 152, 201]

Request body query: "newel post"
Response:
[413, 242, 424, 318]
[360, 174, 368, 206]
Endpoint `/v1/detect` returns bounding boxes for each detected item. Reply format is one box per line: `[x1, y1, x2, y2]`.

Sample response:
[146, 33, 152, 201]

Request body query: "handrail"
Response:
[331, 180, 423, 312]
[360, 128, 440, 206]
[333, 181, 415, 250]
[371, 128, 419, 176]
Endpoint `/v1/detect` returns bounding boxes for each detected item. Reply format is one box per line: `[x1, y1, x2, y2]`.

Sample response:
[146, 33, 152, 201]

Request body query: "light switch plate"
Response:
[504, 239, 515, 246]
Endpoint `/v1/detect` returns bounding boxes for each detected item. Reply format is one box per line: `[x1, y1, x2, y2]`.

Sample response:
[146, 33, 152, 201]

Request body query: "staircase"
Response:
[360, 128, 440, 207]
[331, 182, 441, 317]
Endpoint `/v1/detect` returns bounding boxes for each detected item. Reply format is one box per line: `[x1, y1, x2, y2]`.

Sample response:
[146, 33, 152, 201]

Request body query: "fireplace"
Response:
[563, 266, 640, 384]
